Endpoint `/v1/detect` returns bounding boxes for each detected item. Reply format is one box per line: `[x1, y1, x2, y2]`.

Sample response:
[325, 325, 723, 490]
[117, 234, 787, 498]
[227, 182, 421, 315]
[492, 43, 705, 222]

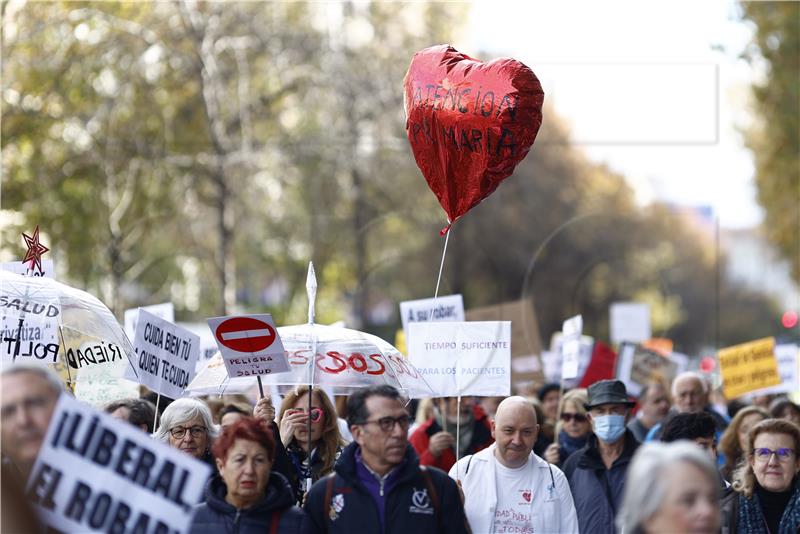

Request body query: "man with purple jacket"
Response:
[304, 385, 470, 534]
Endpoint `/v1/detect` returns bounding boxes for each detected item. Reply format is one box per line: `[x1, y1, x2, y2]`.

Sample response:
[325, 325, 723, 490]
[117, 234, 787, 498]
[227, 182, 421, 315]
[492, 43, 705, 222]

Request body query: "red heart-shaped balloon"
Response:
[404, 45, 544, 232]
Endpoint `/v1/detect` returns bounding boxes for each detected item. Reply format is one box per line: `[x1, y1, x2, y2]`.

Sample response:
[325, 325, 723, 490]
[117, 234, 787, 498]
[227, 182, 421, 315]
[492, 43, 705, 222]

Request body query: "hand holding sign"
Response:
[404, 45, 544, 232]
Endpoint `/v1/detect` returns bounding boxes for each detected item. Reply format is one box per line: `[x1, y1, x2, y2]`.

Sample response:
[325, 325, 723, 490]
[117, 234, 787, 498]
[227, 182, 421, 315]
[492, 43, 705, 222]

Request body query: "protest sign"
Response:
[745, 344, 799, 397]
[61, 325, 126, 371]
[207, 314, 289, 377]
[27, 394, 210, 533]
[2, 259, 55, 278]
[408, 321, 511, 397]
[466, 298, 544, 388]
[560, 315, 583, 380]
[718, 337, 781, 399]
[1, 287, 61, 367]
[399, 294, 464, 334]
[123, 309, 199, 398]
[123, 303, 174, 345]
[610, 302, 651, 345]
[616, 342, 677, 397]
[74, 362, 140, 409]
[546, 332, 594, 387]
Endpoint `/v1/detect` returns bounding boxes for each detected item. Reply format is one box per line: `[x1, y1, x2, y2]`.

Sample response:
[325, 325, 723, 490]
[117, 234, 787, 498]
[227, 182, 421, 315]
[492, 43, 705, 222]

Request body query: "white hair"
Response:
[1, 362, 64, 395]
[154, 398, 219, 443]
[616, 441, 720, 533]
[671, 371, 708, 397]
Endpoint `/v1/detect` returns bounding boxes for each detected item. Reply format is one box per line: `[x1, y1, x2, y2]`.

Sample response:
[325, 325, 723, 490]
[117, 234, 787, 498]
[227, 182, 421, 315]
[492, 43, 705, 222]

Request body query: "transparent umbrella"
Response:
[186, 322, 434, 398]
[0, 271, 136, 384]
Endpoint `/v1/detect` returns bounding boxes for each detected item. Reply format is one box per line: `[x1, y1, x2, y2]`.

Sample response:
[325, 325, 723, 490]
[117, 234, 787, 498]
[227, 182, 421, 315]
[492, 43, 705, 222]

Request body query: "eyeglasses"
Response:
[169, 426, 207, 439]
[560, 412, 587, 423]
[286, 408, 324, 423]
[752, 447, 796, 462]
[358, 415, 413, 433]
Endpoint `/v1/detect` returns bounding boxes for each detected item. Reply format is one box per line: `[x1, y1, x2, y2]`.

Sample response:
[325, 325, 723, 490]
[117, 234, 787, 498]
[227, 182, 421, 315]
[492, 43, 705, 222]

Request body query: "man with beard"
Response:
[410, 396, 493, 472]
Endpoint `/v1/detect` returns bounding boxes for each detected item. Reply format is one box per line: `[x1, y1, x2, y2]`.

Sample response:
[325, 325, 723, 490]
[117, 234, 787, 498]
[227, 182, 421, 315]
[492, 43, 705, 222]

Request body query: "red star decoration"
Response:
[22, 225, 49, 274]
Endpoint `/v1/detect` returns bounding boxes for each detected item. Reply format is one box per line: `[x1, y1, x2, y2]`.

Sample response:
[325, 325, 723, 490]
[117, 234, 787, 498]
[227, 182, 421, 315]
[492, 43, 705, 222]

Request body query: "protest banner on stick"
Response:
[27, 395, 210, 533]
[123, 309, 200, 399]
[408, 321, 511, 397]
[207, 314, 289, 378]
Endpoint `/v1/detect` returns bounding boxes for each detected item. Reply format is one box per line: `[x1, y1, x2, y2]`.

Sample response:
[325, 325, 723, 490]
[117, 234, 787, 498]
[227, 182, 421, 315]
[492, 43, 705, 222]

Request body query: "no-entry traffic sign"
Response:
[214, 316, 277, 353]
[207, 314, 289, 377]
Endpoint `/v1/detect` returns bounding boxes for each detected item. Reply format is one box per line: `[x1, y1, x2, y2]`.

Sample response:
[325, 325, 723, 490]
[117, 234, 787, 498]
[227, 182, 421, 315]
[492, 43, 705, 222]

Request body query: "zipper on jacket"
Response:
[379, 477, 385, 496]
[233, 510, 241, 534]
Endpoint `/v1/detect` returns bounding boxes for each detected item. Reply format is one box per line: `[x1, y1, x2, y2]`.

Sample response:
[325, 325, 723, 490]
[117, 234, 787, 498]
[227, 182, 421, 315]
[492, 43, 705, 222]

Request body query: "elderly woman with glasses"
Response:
[191, 417, 309, 533]
[544, 389, 590, 466]
[277, 386, 344, 503]
[155, 398, 219, 467]
[721, 418, 800, 534]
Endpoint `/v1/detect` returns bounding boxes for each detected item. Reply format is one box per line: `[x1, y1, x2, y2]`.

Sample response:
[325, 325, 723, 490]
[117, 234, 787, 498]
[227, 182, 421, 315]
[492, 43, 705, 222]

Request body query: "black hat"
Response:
[584, 380, 636, 410]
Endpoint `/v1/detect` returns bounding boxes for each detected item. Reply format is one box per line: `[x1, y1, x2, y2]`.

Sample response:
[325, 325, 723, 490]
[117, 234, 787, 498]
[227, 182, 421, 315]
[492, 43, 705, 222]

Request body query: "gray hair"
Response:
[671, 371, 708, 397]
[154, 398, 219, 443]
[616, 441, 720, 533]
[1, 363, 64, 396]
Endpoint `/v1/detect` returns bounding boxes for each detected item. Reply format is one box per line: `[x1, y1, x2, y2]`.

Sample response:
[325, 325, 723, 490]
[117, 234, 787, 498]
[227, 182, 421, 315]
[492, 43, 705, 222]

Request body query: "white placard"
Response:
[747, 344, 799, 396]
[207, 314, 289, 377]
[408, 321, 511, 397]
[2, 259, 55, 278]
[610, 302, 651, 344]
[0, 292, 61, 367]
[27, 395, 210, 533]
[561, 314, 583, 380]
[123, 309, 199, 398]
[400, 294, 464, 334]
[177, 322, 222, 372]
[124, 303, 174, 344]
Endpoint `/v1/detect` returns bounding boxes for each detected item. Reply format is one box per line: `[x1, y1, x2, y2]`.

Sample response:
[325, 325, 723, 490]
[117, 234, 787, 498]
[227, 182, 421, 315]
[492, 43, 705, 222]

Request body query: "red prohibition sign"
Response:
[215, 317, 277, 353]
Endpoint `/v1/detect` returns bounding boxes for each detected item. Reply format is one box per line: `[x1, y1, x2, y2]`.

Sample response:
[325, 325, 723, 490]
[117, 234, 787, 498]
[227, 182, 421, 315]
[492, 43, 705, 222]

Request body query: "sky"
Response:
[462, 0, 764, 229]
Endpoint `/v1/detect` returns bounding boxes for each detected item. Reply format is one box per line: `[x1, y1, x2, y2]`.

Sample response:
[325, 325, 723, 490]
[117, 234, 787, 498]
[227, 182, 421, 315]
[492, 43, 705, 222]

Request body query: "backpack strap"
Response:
[269, 510, 281, 534]
[420, 466, 444, 533]
[322, 474, 335, 523]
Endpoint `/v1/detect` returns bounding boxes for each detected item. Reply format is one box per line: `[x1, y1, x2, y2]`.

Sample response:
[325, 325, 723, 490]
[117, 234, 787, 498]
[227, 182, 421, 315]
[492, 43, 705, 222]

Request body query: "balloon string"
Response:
[433, 226, 451, 301]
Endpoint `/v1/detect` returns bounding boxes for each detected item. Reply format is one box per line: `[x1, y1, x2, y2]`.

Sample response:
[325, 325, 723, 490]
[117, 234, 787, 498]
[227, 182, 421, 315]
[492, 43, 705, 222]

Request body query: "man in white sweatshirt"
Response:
[449, 396, 578, 534]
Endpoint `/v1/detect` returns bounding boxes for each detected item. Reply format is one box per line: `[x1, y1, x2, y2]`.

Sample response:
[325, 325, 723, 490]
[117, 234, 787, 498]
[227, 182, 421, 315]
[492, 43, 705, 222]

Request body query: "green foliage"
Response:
[739, 1, 800, 282]
[1, 1, 783, 355]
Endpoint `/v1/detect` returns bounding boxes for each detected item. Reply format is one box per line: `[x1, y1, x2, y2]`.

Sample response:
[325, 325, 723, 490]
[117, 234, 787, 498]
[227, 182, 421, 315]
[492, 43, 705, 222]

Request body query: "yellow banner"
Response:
[718, 337, 780, 399]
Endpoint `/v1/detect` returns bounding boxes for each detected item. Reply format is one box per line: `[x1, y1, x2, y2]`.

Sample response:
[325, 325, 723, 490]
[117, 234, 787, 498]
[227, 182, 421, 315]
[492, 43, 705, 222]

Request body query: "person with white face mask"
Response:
[562, 380, 639, 534]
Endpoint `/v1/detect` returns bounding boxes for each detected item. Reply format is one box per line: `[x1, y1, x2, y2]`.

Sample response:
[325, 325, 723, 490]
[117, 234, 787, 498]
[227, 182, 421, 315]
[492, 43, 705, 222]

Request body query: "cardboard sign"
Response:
[718, 337, 781, 399]
[610, 302, 651, 345]
[466, 298, 544, 388]
[27, 395, 210, 533]
[616, 342, 678, 397]
[408, 321, 511, 397]
[400, 294, 464, 334]
[560, 315, 583, 380]
[2, 259, 55, 278]
[123, 303, 174, 345]
[123, 309, 200, 398]
[207, 314, 289, 377]
[745, 344, 798, 397]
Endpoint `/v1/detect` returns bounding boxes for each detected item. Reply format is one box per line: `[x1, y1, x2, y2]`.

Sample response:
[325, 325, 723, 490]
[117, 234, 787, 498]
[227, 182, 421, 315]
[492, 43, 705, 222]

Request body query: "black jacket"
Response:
[190, 472, 309, 534]
[303, 442, 470, 534]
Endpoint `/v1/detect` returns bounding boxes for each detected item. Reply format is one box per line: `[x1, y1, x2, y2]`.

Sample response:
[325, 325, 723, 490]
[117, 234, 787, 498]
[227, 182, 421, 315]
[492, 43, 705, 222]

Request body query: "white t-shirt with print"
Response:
[493, 458, 535, 534]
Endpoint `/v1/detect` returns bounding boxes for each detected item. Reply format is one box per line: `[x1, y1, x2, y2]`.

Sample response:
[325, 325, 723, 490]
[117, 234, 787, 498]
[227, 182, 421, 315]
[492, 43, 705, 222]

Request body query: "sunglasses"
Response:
[560, 412, 587, 423]
[286, 407, 324, 423]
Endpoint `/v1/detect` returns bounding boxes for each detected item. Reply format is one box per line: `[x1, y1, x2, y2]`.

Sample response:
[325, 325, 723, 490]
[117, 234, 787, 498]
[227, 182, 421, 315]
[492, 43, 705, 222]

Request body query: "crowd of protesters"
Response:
[3, 361, 800, 533]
